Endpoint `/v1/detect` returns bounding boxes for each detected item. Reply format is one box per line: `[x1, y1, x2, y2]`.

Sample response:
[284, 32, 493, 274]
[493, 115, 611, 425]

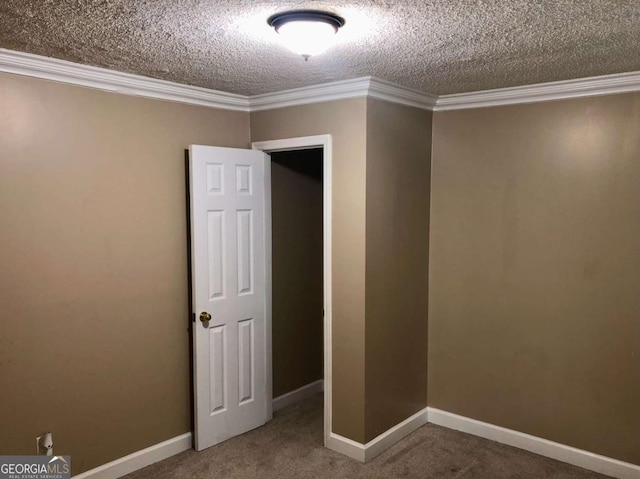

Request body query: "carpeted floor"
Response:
[124, 394, 610, 479]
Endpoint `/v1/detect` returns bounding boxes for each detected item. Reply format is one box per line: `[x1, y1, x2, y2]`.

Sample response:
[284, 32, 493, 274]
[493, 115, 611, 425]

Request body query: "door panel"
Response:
[189, 145, 268, 451]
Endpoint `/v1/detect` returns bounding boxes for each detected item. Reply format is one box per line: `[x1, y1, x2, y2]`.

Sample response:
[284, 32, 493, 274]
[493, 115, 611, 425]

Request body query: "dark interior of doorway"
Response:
[270, 148, 324, 416]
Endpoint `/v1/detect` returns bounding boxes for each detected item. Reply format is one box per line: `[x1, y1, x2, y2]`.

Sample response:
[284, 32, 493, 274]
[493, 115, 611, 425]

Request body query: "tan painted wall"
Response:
[251, 99, 368, 442]
[0, 73, 250, 474]
[364, 99, 432, 441]
[429, 93, 640, 465]
[271, 149, 323, 397]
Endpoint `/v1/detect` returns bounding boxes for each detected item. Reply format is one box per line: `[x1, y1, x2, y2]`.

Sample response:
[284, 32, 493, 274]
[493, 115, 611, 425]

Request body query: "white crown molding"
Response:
[0, 48, 435, 112]
[3, 48, 640, 114]
[249, 77, 372, 111]
[434, 70, 640, 111]
[250, 77, 436, 112]
[428, 408, 640, 479]
[368, 77, 438, 110]
[0, 48, 250, 111]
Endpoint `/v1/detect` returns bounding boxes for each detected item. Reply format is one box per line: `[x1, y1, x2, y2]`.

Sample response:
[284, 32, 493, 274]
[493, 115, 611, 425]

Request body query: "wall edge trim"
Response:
[368, 77, 438, 111]
[272, 379, 324, 412]
[364, 407, 430, 461]
[249, 77, 373, 111]
[434, 70, 640, 111]
[0, 49, 436, 112]
[427, 408, 640, 479]
[3, 48, 640, 113]
[250, 77, 437, 112]
[328, 406, 430, 462]
[72, 433, 192, 479]
[0, 48, 250, 111]
[327, 433, 366, 462]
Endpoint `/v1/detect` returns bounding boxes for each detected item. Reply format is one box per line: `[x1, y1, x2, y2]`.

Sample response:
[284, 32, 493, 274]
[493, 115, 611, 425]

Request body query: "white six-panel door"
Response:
[189, 145, 268, 450]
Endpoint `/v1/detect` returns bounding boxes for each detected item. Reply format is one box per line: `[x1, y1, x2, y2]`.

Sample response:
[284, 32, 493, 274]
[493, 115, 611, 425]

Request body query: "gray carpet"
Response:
[124, 394, 610, 479]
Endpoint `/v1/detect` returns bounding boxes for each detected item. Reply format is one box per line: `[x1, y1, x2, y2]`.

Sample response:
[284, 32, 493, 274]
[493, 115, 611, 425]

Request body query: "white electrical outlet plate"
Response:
[35, 433, 53, 456]
[35, 435, 44, 455]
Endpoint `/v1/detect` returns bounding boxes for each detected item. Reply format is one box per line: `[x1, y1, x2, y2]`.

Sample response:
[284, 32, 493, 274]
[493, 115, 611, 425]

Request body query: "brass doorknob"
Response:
[199, 312, 212, 323]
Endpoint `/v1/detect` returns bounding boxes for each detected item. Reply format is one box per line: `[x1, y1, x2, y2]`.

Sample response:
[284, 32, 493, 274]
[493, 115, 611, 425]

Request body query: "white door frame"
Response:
[251, 135, 332, 446]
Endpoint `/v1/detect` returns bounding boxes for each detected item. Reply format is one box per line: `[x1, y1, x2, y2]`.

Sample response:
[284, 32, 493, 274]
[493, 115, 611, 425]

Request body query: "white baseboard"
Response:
[328, 406, 430, 462]
[427, 408, 640, 479]
[328, 433, 366, 462]
[69, 404, 638, 479]
[365, 407, 430, 461]
[328, 406, 640, 477]
[273, 379, 323, 412]
[72, 433, 192, 479]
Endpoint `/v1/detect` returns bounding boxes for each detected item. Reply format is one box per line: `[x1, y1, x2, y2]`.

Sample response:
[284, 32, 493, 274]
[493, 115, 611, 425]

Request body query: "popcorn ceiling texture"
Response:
[1, 1, 639, 96]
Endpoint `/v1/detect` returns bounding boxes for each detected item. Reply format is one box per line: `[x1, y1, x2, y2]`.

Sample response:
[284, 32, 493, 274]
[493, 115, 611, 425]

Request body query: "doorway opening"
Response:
[252, 135, 332, 447]
[270, 148, 324, 442]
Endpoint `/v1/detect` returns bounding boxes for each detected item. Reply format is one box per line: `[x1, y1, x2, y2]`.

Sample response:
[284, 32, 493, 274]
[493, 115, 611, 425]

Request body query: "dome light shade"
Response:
[268, 10, 345, 60]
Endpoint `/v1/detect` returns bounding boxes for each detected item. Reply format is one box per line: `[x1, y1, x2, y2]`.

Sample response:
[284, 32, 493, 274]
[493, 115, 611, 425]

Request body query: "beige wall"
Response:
[271, 149, 323, 397]
[429, 93, 640, 465]
[0, 73, 250, 474]
[364, 99, 432, 441]
[7, 67, 632, 468]
[251, 99, 368, 442]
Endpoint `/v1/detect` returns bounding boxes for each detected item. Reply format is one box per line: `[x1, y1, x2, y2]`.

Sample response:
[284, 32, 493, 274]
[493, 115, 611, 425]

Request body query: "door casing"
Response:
[252, 135, 333, 446]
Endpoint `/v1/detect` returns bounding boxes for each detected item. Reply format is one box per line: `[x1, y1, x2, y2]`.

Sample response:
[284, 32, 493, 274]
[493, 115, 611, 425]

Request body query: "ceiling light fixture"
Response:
[268, 10, 345, 61]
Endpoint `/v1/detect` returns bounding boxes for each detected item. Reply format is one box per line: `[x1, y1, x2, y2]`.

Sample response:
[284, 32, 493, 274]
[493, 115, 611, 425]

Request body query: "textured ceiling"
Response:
[1, 1, 640, 96]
